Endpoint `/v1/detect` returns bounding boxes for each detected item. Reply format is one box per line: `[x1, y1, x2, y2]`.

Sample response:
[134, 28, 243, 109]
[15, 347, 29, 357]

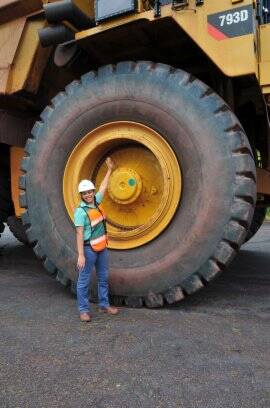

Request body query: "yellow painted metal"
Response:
[0, 1, 94, 95]
[259, 25, 270, 89]
[0, 18, 26, 93]
[108, 167, 142, 204]
[42, 0, 94, 16]
[259, 25, 270, 58]
[172, 0, 257, 78]
[259, 62, 270, 86]
[0, 0, 260, 95]
[10, 146, 25, 217]
[262, 85, 270, 94]
[73, 0, 94, 17]
[0, 1, 43, 25]
[63, 122, 182, 249]
[6, 18, 49, 94]
[76, 0, 257, 78]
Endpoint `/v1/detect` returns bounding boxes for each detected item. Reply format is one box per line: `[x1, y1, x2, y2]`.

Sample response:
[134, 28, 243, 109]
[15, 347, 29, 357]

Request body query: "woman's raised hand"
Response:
[99, 157, 115, 195]
[105, 157, 115, 171]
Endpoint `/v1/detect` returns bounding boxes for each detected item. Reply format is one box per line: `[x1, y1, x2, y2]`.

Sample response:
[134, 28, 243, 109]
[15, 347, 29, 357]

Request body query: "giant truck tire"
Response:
[245, 207, 266, 243]
[19, 62, 256, 307]
[0, 144, 13, 239]
[7, 216, 29, 245]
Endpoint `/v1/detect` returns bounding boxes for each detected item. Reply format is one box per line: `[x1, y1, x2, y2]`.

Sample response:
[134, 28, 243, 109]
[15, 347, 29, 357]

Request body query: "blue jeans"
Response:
[77, 246, 110, 313]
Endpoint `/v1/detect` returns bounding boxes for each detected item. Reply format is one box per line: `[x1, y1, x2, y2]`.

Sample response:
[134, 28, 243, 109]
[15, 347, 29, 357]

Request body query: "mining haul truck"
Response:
[1, 0, 270, 307]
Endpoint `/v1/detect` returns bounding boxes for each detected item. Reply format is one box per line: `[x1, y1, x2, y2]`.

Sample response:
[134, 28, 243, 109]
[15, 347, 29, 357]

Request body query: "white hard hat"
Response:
[78, 179, 95, 193]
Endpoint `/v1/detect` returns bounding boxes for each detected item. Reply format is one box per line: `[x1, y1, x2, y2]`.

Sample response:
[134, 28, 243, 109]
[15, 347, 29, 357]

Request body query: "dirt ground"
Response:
[0, 224, 270, 408]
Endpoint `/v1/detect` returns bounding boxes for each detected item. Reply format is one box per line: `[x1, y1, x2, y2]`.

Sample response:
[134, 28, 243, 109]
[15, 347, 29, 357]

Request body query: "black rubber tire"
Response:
[19, 62, 256, 307]
[245, 207, 266, 242]
[7, 216, 29, 245]
[0, 144, 13, 238]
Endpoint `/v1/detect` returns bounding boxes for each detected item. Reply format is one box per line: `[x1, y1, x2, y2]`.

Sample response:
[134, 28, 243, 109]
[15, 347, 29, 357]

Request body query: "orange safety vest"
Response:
[83, 204, 108, 252]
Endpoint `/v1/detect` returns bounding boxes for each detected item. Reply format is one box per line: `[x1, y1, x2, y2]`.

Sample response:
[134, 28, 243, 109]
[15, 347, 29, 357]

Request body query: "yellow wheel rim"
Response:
[63, 122, 182, 249]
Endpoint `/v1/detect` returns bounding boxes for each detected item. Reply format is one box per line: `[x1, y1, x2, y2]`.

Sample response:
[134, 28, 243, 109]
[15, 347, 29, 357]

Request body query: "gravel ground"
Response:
[0, 224, 270, 408]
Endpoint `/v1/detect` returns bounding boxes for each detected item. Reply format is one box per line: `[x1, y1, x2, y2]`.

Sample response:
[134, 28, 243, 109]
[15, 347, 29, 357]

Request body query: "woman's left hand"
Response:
[106, 157, 115, 171]
[99, 157, 115, 195]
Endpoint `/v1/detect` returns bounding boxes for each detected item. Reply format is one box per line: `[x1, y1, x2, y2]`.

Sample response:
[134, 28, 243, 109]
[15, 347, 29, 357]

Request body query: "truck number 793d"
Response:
[219, 9, 249, 27]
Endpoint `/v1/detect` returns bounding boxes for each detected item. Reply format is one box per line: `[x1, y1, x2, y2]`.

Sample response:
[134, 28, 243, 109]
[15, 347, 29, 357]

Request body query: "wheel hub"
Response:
[108, 167, 142, 204]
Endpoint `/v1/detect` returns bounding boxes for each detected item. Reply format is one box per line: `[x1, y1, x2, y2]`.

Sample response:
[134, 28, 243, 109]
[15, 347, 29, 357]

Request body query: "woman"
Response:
[74, 157, 119, 322]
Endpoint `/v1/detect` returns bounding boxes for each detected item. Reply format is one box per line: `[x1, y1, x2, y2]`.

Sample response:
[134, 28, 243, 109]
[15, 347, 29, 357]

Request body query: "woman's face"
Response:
[81, 190, 95, 204]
